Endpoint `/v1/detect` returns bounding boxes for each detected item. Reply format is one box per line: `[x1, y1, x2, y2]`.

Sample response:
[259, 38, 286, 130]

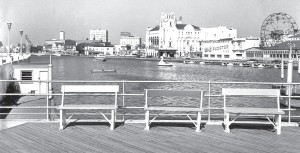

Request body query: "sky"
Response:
[1, 0, 300, 45]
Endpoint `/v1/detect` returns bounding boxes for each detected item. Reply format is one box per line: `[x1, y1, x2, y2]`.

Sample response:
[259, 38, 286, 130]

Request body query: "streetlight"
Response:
[7, 22, 12, 56]
[20, 30, 23, 54]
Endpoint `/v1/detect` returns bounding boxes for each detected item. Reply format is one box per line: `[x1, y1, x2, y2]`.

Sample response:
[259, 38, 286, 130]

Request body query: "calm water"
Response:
[30, 55, 300, 82]
[30, 55, 300, 118]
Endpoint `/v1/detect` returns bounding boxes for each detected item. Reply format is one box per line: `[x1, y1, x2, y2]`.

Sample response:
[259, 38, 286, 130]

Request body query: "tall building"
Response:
[60, 31, 65, 40]
[121, 32, 131, 37]
[90, 29, 108, 42]
[145, 12, 238, 58]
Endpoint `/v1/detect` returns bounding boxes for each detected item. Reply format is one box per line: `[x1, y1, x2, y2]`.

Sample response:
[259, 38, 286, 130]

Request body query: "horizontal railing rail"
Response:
[0, 80, 300, 124]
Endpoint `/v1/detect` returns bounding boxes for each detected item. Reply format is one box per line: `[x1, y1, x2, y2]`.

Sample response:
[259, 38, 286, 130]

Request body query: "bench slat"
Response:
[58, 105, 117, 110]
[145, 106, 203, 112]
[222, 88, 280, 96]
[146, 89, 203, 98]
[61, 85, 119, 93]
[225, 107, 284, 115]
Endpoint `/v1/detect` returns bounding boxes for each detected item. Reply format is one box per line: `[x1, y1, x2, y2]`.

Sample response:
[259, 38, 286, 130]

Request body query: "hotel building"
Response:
[90, 29, 108, 42]
[145, 13, 237, 58]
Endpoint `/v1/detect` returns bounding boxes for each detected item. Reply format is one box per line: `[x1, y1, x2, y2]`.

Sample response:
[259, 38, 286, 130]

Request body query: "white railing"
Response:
[0, 79, 300, 124]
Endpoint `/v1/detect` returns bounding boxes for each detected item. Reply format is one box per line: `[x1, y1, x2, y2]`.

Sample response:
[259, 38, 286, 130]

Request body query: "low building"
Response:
[13, 64, 49, 94]
[201, 37, 260, 60]
[246, 40, 300, 61]
[85, 43, 115, 56]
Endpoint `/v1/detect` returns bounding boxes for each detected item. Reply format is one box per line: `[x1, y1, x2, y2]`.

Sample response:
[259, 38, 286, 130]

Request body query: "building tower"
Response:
[60, 31, 65, 40]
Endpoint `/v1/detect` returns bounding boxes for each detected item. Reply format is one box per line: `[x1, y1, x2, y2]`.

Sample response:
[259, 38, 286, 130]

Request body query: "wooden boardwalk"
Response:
[0, 122, 300, 153]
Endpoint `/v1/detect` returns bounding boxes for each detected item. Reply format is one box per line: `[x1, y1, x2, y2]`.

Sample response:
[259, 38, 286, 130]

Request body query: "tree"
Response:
[76, 43, 89, 54]
[0, 41, 3, 47]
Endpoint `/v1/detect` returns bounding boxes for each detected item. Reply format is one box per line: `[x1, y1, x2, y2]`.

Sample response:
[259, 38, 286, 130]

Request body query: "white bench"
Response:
[144, 89, 204, 132]
[57, 85, 119, 130]
[222, 88, 285, 135]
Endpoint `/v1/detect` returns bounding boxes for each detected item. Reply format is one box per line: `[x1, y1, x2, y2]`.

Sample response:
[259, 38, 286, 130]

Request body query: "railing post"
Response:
[208, 81, 211, 122]
[288, 84, 291, 124]
[122, 80, 125, 123]
[46, 80, 50, 121]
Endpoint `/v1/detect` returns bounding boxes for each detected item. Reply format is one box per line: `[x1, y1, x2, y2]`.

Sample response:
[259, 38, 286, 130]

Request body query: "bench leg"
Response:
[276, 114, 282, 135]
[59, 110, 66, 130]
[224, 113, 230, 133]
[145, 110, 150, 130]
[196, 112, 201, 132]
[110, 110, 115, 130]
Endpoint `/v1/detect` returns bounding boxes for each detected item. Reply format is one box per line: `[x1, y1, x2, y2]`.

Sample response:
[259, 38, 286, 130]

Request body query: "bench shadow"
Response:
[150, 122, 206, 131]
[66, 121, 123, 129]
[222, 123, 276, 133]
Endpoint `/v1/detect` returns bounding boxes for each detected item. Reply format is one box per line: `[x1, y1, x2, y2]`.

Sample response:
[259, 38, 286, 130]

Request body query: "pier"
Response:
[1, 122, 300, 152]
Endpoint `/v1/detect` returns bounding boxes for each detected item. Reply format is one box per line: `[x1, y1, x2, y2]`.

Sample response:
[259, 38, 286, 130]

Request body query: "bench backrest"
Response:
[222, 88, 281, 111]
[61, 85, 119, 106]
[145, 89, 204, 109]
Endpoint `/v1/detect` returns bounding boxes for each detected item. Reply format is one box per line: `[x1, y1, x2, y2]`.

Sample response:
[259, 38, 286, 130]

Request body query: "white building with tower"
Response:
[90, 29, 108, 42]
[145, 13, 238, 58]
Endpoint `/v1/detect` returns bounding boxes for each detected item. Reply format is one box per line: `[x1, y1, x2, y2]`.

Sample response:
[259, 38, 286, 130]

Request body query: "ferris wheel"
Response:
[260, 12, 298, 47]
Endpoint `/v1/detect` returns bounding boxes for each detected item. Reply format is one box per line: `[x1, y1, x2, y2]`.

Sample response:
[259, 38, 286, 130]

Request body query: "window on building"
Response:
[21, 71, 33, 81]
[217, 55, 222, 58]
[204, 54, 208, 57]
[224, 55, 230, 58]
[236, 54, 242, 57]
[210, 54, 215, 58]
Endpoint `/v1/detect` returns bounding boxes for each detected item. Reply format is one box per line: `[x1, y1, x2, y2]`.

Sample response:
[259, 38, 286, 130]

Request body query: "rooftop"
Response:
[266, 40, 300, 50]
[176, 24, 200, 30]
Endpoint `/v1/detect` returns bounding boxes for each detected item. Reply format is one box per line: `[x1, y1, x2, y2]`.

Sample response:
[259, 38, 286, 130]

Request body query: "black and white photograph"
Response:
[1, 0, 300, 152]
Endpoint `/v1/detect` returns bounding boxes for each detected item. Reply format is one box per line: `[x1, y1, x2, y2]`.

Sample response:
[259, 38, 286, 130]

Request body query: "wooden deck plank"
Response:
[1, 122, 300, 152]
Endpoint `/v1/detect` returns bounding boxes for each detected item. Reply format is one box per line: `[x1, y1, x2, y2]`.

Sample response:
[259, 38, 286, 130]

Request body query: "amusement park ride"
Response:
[262, 13, 300, 108]
[260, 12, 299, 47]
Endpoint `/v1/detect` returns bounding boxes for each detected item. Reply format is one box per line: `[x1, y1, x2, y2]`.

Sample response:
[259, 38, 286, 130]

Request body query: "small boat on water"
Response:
[199, 61, 205, 65]
[257, 63, 265, 68]
[53, 53, 62, 56]
[94, 54, 107, 62]
[238, 63, 251, 67]
[183, 60, 196, 64]
[158, 57, 173, 66]
[251, 63, 258, 68]
[274, 64, 281, 69]
[93, 58, 107, 62]
[226, 63, 234, 66]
